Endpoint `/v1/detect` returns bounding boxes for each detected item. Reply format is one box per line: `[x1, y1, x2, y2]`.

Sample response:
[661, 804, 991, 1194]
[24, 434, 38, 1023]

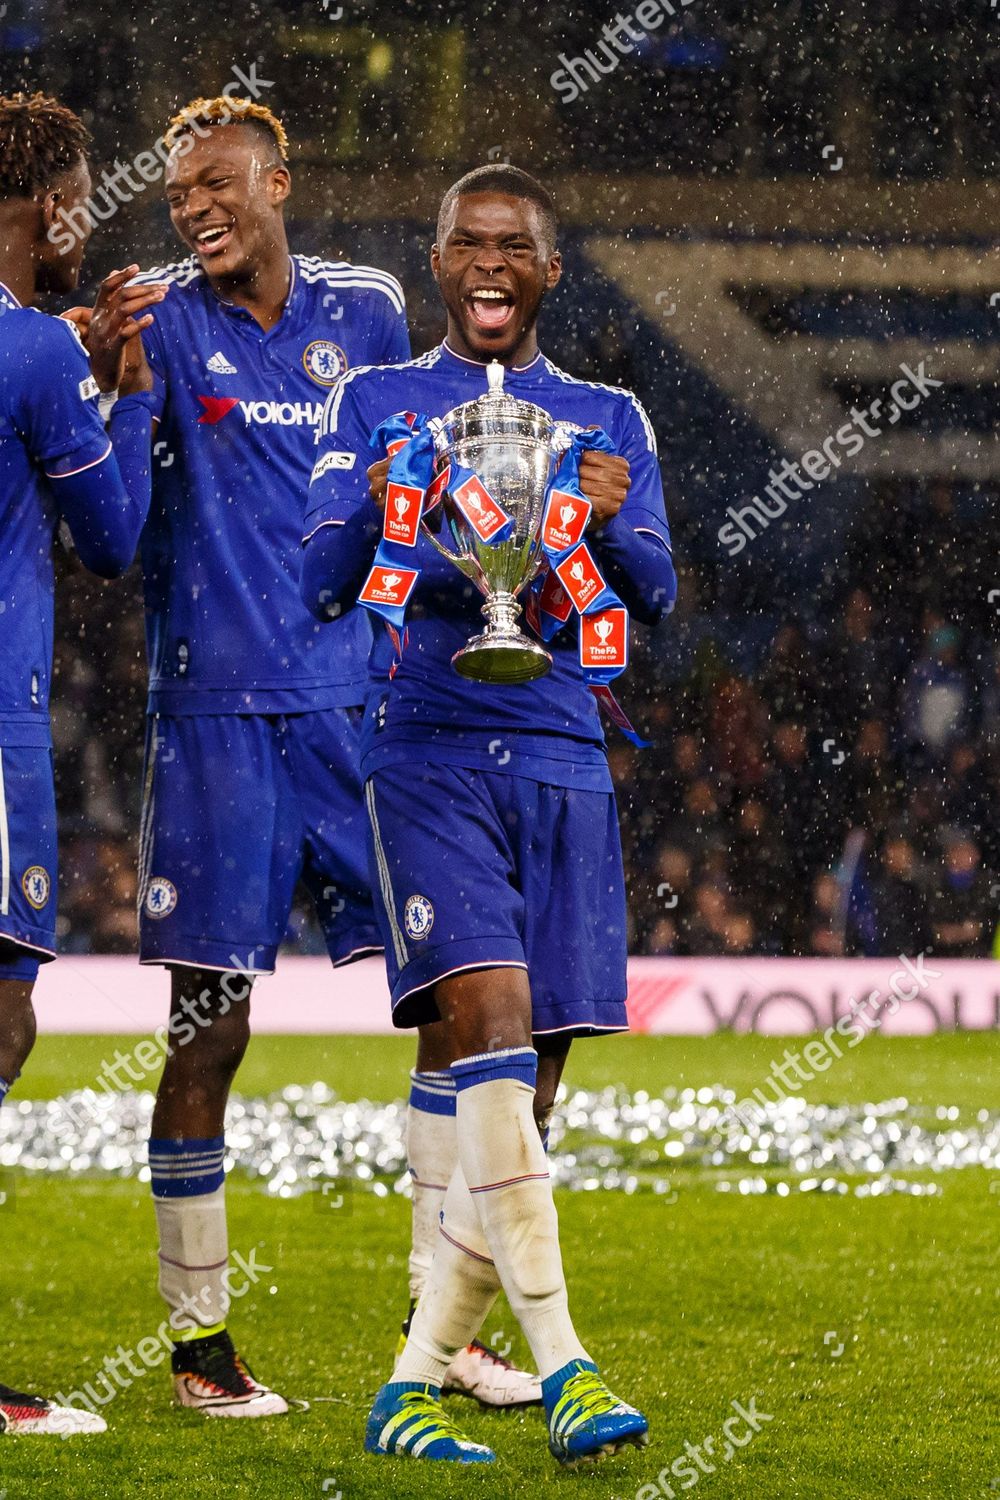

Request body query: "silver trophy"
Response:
[426, 361, 561, 683]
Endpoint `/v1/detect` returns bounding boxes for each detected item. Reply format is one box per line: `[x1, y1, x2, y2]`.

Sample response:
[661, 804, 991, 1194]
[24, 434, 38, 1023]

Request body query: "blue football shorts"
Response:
[138, 708, 382, 973]
[0, 744, 57, 982]
[364, 760, 629, 1035]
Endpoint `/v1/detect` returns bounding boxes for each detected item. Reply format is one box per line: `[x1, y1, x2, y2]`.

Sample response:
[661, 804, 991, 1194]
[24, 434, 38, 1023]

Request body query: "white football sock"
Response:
[405, 1069, 459, 1303]
[154, 1186, 230, 1337]
[393, 1163, 500, 1386]
[453, 1049, 590, 1382]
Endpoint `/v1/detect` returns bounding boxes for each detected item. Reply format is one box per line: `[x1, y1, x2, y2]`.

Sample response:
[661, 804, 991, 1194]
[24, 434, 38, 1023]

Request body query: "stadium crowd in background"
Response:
[51, 476, 999, 964]
[8, 0, 1000, 182]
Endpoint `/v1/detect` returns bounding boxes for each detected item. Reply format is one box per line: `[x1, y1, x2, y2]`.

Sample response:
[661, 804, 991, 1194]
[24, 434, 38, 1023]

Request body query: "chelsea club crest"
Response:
[144, 877, 178, 920]
[404, 893, 434, 941]
[21, 866, 50, 909]
[302, 340, 349, 387]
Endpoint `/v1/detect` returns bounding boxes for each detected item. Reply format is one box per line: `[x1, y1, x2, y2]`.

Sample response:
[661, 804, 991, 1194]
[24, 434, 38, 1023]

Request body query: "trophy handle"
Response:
[421, 518, 489, 591]
[422, 516, 546, 599]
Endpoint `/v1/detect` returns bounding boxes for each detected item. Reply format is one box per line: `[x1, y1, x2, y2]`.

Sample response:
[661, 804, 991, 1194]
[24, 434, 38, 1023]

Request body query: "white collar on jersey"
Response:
[440, 339, 543, 375]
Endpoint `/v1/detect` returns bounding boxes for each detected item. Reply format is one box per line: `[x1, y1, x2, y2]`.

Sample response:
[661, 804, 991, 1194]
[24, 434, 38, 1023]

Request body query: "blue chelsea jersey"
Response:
[135, 254, 410, 715]
[0, 283, 112, 745]
[305, 342, 672, 791]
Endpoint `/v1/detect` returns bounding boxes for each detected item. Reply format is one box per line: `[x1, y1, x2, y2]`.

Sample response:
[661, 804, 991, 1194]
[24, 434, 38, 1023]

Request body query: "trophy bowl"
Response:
[427, 373, 560, 684]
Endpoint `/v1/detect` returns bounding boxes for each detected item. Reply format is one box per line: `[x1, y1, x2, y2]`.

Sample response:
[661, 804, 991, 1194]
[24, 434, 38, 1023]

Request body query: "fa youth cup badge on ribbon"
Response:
[359, 565, 419, 618]
[302, 341, 349, 387]
[554, 544, 606, 613]
[536, 568, 574, 625]
[581, 608, 629, 672]
[383, 483, 424, 547]
[449, 473, 512, 543]
[144, 877, 178, 920]
[21, 866, 51, 909]
[403, 894, 434, 941]
[541, 489, 591, 552]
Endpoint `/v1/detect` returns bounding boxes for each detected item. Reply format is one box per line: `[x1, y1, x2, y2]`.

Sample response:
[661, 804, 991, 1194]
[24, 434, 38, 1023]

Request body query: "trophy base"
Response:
[452, 633, 552, 684]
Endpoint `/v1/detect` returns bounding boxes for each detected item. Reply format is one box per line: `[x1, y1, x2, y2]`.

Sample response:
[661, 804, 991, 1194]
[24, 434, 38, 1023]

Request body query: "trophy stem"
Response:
[451, 591, 552, 684]
[484, 591, 521, 637]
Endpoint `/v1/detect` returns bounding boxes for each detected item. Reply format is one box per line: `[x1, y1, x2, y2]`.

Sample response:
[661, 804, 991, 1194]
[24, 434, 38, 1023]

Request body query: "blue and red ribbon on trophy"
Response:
[358, 413, 645, 739]
[526, 430, 631, 688]
[356, 413, 434, 628]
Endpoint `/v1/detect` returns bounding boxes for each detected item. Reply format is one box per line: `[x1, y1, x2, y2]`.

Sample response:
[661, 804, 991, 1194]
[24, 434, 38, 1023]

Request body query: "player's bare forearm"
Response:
[117, 331, 155, 398]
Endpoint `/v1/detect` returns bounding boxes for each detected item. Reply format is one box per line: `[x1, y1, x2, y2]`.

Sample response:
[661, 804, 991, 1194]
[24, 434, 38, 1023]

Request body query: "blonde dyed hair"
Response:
[164, 96, 289, 162]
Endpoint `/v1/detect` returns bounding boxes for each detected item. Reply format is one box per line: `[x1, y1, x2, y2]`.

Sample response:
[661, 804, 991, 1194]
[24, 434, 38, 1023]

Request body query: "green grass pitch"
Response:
[1, 1031, 998, 1498]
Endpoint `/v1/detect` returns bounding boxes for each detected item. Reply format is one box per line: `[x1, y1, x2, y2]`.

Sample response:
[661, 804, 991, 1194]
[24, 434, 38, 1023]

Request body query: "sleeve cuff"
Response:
[303, 493, 383, 543]
[109, 390, 159, 417]
[590, 510, 672, 554]
[97, 389, 120, 423]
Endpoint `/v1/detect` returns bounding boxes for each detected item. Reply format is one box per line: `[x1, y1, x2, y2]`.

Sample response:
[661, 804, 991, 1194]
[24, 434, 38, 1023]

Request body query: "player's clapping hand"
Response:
[81, 264, 169, 394]
[368, 458, 390, 510]
[580, 447, 630, 530]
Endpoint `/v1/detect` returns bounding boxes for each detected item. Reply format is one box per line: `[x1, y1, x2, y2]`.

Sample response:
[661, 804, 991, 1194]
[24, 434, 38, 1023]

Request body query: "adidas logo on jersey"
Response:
[206, 351, 238, 375]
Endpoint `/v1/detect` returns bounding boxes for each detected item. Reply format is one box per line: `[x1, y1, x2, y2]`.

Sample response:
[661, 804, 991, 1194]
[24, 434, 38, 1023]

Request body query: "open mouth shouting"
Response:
[192, 221, 236, 259]
[466, 285, 517, 333]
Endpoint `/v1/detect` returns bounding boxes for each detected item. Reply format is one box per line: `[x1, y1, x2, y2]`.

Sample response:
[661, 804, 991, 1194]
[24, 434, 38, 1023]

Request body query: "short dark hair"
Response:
[0, 91, 90, 200]
[436, 165, 558, 251]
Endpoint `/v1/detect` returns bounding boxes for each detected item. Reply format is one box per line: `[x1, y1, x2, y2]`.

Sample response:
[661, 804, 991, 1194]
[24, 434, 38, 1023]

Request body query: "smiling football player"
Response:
[302, 163, 676, 1467]
[85, 93, 538, 1421]
[88, 95, 408, 1419]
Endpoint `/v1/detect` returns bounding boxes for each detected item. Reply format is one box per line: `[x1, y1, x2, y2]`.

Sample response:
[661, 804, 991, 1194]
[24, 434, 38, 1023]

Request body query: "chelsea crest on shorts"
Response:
[144, 876, 178, 920]
[21, 865, 51, 910]
[404, 893, 434, 941]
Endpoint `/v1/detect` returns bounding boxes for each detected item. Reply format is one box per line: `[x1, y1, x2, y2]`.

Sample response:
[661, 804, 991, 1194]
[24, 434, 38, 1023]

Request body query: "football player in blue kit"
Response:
[302, 165, 676, 1466]
[84, 96, 537, 1418]
[0, 91, 161, 1435]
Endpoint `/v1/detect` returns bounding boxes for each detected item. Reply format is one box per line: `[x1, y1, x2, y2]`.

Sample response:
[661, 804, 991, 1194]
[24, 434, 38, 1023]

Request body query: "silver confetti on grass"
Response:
[0, 1084, 996, 1197]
